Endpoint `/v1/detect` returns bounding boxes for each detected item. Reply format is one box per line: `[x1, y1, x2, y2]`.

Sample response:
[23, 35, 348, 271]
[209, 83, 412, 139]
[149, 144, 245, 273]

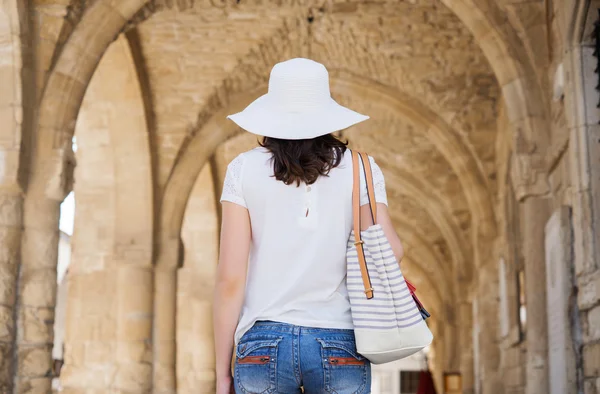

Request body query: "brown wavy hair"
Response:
[260, 134, 348, 186]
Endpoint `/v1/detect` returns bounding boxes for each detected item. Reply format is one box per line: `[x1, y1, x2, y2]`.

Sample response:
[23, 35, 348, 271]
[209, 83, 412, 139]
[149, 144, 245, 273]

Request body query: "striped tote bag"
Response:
[347, 151, 433, 364]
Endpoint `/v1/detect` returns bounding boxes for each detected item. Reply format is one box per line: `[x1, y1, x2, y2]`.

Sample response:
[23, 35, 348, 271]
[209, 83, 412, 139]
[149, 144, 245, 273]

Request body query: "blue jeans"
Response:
[234, 320, 371, 393]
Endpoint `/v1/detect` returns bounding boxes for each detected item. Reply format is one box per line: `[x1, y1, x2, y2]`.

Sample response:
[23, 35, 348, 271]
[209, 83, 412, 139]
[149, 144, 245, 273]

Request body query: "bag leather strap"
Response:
[361, 153, 378, 223]
[352, 151, 430, 317]
[351, 150, 377, 299]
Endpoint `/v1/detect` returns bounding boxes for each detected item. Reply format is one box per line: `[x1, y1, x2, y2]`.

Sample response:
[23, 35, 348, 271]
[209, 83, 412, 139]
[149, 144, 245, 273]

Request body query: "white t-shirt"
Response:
[220, 147, 388, 345]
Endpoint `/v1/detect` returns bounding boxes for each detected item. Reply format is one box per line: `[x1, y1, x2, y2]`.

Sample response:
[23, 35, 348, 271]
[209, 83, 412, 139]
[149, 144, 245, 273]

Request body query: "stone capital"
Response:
[510, 152, 550, 201]
[43, 148, 75, 202]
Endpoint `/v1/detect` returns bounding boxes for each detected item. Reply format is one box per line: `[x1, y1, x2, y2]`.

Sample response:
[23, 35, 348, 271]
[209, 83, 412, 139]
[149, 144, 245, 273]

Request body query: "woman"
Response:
[213, 58, 404, 394]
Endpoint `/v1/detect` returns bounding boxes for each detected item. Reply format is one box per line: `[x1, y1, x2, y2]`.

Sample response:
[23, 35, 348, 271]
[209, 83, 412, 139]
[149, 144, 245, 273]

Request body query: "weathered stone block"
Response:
[115, 340, 151, 364]
[36, 13, 65, 41]
[584, 342, 600, 378]
[0, 66, 17, 108]
[20, 306, 54, 343]
[60, 364, 113, 390]
[587, 306, 600, 342]
[0, 107, 17, 148]
[584, 378, 598, 394]
[20, 268, 57, 308]
[504, 365, 526, 387]
[0, 342, 12, 386]
[0, 195, 23, 227]
[0, 259, 17, 305]
[503, 345, 523, 369]
[84, 341, 116, 364]
[14, 376, 51, 394]
[579, 270, 600, 310]
[0, 304, 14, 340]
[64, 342, 85, 366]
[113, 362, 152, 393]
[17, 346, 52, 377]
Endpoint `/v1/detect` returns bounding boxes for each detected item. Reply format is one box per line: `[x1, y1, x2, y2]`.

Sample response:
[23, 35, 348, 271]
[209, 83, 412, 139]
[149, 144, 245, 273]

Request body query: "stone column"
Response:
[59, 261, 154, 394]
[522, 197, 551, 394]
[459, 302, 474, 394]
[153, 246, 179, 394]
[431, 325, 445, 393]
[16, 196, 62, 393]
[0, 192, 24, 392]
[176, 265, 217, 393]
[175, 164, 220, 392]
[509, 111, 552, 394]
[115, 264, 154, 391]
[475, 257, 503, 394]
[0, 0, 32, 391]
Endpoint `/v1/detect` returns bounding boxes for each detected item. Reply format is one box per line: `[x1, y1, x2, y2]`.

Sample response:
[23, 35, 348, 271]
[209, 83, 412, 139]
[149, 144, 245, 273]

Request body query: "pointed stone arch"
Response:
[331, 73, 496, 235]
[384, 169, 470, 282]
[59, 35, 154, 393]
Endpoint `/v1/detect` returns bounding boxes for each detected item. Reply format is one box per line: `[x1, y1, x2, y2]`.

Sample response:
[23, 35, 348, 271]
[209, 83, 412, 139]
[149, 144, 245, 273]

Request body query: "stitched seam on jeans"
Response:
[292, 331, 301, 385]
[297, 329, 304, 385]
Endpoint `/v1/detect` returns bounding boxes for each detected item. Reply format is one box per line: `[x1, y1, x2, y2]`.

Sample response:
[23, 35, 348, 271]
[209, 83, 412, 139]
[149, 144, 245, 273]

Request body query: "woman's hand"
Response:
[216, 375, 234, 394]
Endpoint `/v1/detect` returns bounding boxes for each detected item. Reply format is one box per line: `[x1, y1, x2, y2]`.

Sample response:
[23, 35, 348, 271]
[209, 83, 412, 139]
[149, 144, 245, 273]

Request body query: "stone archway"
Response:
[158, 75, 486, 278]
[15, 2, 150, 388]
[54, 35, 154, 393]
[331, 73, 496, 234]
[157, 75, 486, 390]
[14, 1, 549, 392]
[161, 72, 494, 268]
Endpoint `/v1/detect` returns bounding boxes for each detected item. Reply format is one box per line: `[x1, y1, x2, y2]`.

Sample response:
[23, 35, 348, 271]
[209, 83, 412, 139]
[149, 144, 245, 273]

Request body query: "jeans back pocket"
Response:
[317, 337, 370, 394]
[235, 336, 282, 393]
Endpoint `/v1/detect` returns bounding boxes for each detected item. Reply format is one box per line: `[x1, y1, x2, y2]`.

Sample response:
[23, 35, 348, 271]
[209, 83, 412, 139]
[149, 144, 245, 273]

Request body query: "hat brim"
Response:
[227, 94, 369, 140]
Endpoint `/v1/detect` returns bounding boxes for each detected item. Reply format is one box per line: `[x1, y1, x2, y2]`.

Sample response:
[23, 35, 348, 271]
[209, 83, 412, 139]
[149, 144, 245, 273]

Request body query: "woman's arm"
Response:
[361, 203, 404, 263]
[213, 202, 251, 387]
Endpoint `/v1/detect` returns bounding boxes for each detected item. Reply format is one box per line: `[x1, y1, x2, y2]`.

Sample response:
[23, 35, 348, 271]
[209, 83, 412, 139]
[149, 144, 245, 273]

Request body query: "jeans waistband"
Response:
[252, 320, 354, 334]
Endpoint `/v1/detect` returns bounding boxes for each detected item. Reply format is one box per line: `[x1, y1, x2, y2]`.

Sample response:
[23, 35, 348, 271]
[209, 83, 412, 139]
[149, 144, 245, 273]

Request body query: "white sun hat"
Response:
[227, 58, 369, 140]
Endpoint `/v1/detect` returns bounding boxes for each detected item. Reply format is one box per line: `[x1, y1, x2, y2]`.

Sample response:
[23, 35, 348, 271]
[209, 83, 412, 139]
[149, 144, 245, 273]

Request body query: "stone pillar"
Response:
[115, 264, 154, 391]
[0, 0, 32, 391]
[16, 196, 62, 393]
[60, 264, 153, 394]
[176, 163, 220, 393]
[475, 258, 502, 394]
[431, 326, 445, 393]
[153, 247, 179, 394]
[176, 266, 217, 393]
[508, 110, 552, 394]
[459, 302, 474, 394]
[522, 197, 551, 394]
[0, 193, 24, 392]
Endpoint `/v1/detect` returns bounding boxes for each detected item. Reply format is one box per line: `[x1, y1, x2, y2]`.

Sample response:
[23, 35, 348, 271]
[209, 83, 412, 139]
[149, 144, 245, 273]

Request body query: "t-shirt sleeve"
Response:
[220, 154, 247, 208]
[359, 155, 388, 206]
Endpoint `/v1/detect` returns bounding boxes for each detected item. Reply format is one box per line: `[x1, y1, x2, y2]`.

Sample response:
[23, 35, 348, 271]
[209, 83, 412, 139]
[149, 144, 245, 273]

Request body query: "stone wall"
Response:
[562, 2, 600, 394]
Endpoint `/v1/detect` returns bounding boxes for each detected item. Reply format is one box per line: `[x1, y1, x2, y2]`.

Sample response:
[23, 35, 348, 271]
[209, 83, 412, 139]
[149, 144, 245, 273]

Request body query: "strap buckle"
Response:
[354, 240, 364, 246]
[364, 287, 373, 294]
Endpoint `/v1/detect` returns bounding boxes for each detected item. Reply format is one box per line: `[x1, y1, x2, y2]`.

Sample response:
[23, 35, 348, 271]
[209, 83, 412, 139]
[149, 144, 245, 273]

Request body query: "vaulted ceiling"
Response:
[132, 1, 499, 291]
